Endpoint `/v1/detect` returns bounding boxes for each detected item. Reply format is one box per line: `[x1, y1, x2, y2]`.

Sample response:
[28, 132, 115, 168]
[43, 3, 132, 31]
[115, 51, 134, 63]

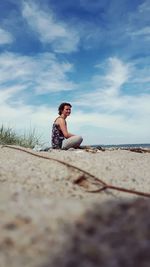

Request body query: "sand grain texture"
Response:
[0, 145, 150, 267]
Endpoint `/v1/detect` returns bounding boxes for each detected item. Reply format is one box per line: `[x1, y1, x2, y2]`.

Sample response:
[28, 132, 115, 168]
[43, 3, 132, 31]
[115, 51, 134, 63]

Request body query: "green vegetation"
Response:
[0, 125, 41, 148]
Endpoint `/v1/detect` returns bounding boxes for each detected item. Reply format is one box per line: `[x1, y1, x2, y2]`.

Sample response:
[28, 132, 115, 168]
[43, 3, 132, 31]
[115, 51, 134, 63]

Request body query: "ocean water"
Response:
[92, 143, 150, 149]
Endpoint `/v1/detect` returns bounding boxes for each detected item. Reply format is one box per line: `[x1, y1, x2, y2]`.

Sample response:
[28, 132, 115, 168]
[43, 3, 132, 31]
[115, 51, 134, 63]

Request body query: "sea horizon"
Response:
[91, 143, 150, 148]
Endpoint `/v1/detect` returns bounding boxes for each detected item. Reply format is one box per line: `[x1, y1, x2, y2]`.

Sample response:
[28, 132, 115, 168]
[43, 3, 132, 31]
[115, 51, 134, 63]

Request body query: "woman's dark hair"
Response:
[58, 102, 72, 115]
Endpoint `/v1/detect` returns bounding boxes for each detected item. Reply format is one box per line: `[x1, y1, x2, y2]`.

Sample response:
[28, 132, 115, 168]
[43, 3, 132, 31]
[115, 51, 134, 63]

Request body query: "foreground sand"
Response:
[0, 145, 150, 267]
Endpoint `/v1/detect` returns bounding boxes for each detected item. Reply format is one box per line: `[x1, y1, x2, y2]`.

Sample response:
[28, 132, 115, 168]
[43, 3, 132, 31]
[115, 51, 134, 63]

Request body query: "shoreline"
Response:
[82, 143, 150, 149]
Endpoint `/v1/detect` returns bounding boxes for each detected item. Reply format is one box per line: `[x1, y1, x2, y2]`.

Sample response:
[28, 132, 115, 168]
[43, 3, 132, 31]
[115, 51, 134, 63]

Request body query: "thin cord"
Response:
[2, 145, 150, 198]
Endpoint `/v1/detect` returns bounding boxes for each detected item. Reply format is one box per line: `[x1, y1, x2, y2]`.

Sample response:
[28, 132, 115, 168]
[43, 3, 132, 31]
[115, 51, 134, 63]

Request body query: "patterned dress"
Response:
[51, 121, 65, 149]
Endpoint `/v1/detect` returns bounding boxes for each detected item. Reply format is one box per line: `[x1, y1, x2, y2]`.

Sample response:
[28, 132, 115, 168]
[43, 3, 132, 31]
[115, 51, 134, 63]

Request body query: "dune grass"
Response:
[0, 125, 41, 148]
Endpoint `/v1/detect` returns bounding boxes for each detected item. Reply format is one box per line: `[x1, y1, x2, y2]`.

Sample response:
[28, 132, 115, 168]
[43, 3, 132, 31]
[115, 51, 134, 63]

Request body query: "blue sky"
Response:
[0, 0, 150, 145]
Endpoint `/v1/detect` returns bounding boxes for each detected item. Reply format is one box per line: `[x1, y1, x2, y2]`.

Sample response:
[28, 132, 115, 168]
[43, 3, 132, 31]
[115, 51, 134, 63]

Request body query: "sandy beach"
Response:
[0, 145, 150, 267]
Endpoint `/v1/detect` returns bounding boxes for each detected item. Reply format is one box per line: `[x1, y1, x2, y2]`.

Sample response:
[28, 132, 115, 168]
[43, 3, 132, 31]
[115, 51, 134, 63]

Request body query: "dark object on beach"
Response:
[49, 198, 150, 267]
[122, 147, 150, 153]
[80, 146, 105, 152]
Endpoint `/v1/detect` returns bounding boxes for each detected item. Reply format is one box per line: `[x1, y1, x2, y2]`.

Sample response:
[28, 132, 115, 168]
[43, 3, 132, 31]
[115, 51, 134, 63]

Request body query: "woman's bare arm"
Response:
[57, 118, 74, 138]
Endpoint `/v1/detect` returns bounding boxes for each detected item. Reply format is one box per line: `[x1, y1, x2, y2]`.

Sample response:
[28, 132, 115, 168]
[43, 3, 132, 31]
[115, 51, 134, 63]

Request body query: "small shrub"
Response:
[0, 125, 41, 148]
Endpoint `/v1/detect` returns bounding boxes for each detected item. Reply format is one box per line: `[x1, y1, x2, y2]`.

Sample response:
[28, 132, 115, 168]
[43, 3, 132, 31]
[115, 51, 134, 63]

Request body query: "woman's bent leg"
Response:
[62, 136, 83, 150]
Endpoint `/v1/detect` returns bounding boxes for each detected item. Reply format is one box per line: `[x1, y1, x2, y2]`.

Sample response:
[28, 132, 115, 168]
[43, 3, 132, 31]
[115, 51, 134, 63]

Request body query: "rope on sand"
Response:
[2, 145, 150, 199]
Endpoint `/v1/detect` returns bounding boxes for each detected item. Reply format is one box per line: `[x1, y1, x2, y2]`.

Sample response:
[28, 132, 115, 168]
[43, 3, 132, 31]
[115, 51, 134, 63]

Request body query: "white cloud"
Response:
[0, 28, 14, 45]
[129, 26, 150, 42]
[81, 57, 132, 104]
[74, 57, 149, 110]
[0, 85, 26, 103]
[126, 0, 150, 42]
[138, 0, 150, 13]
[0, 52, 77, 94]
[132, 26, 150, 36]
[69, 106, 150, 145]
[71, 57, 150, 144]
[21, 1, 80, 53]
[100, 57, 131, 96]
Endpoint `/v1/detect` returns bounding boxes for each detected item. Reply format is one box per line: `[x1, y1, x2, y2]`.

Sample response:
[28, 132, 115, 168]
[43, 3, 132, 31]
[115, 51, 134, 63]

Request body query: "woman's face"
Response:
[62, 105, 71, 117]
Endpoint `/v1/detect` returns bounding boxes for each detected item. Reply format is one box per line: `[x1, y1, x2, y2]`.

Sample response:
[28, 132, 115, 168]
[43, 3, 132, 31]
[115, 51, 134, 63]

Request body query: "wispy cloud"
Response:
[0, 52, 77, 97]
[0, 85, 26, 104]
[126, 0, 150, 40]
[72, 56, 150, 133]
[96, 57, 131, 96]
[0, 28, 14, 45]
[138, 0, 150, 15]
[132, 26, 150, 36]
[21, 1, 80, 53]
[129, 59, 150, 85]
[73, 0, 150, 55]
[75, 57, 132, 107]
